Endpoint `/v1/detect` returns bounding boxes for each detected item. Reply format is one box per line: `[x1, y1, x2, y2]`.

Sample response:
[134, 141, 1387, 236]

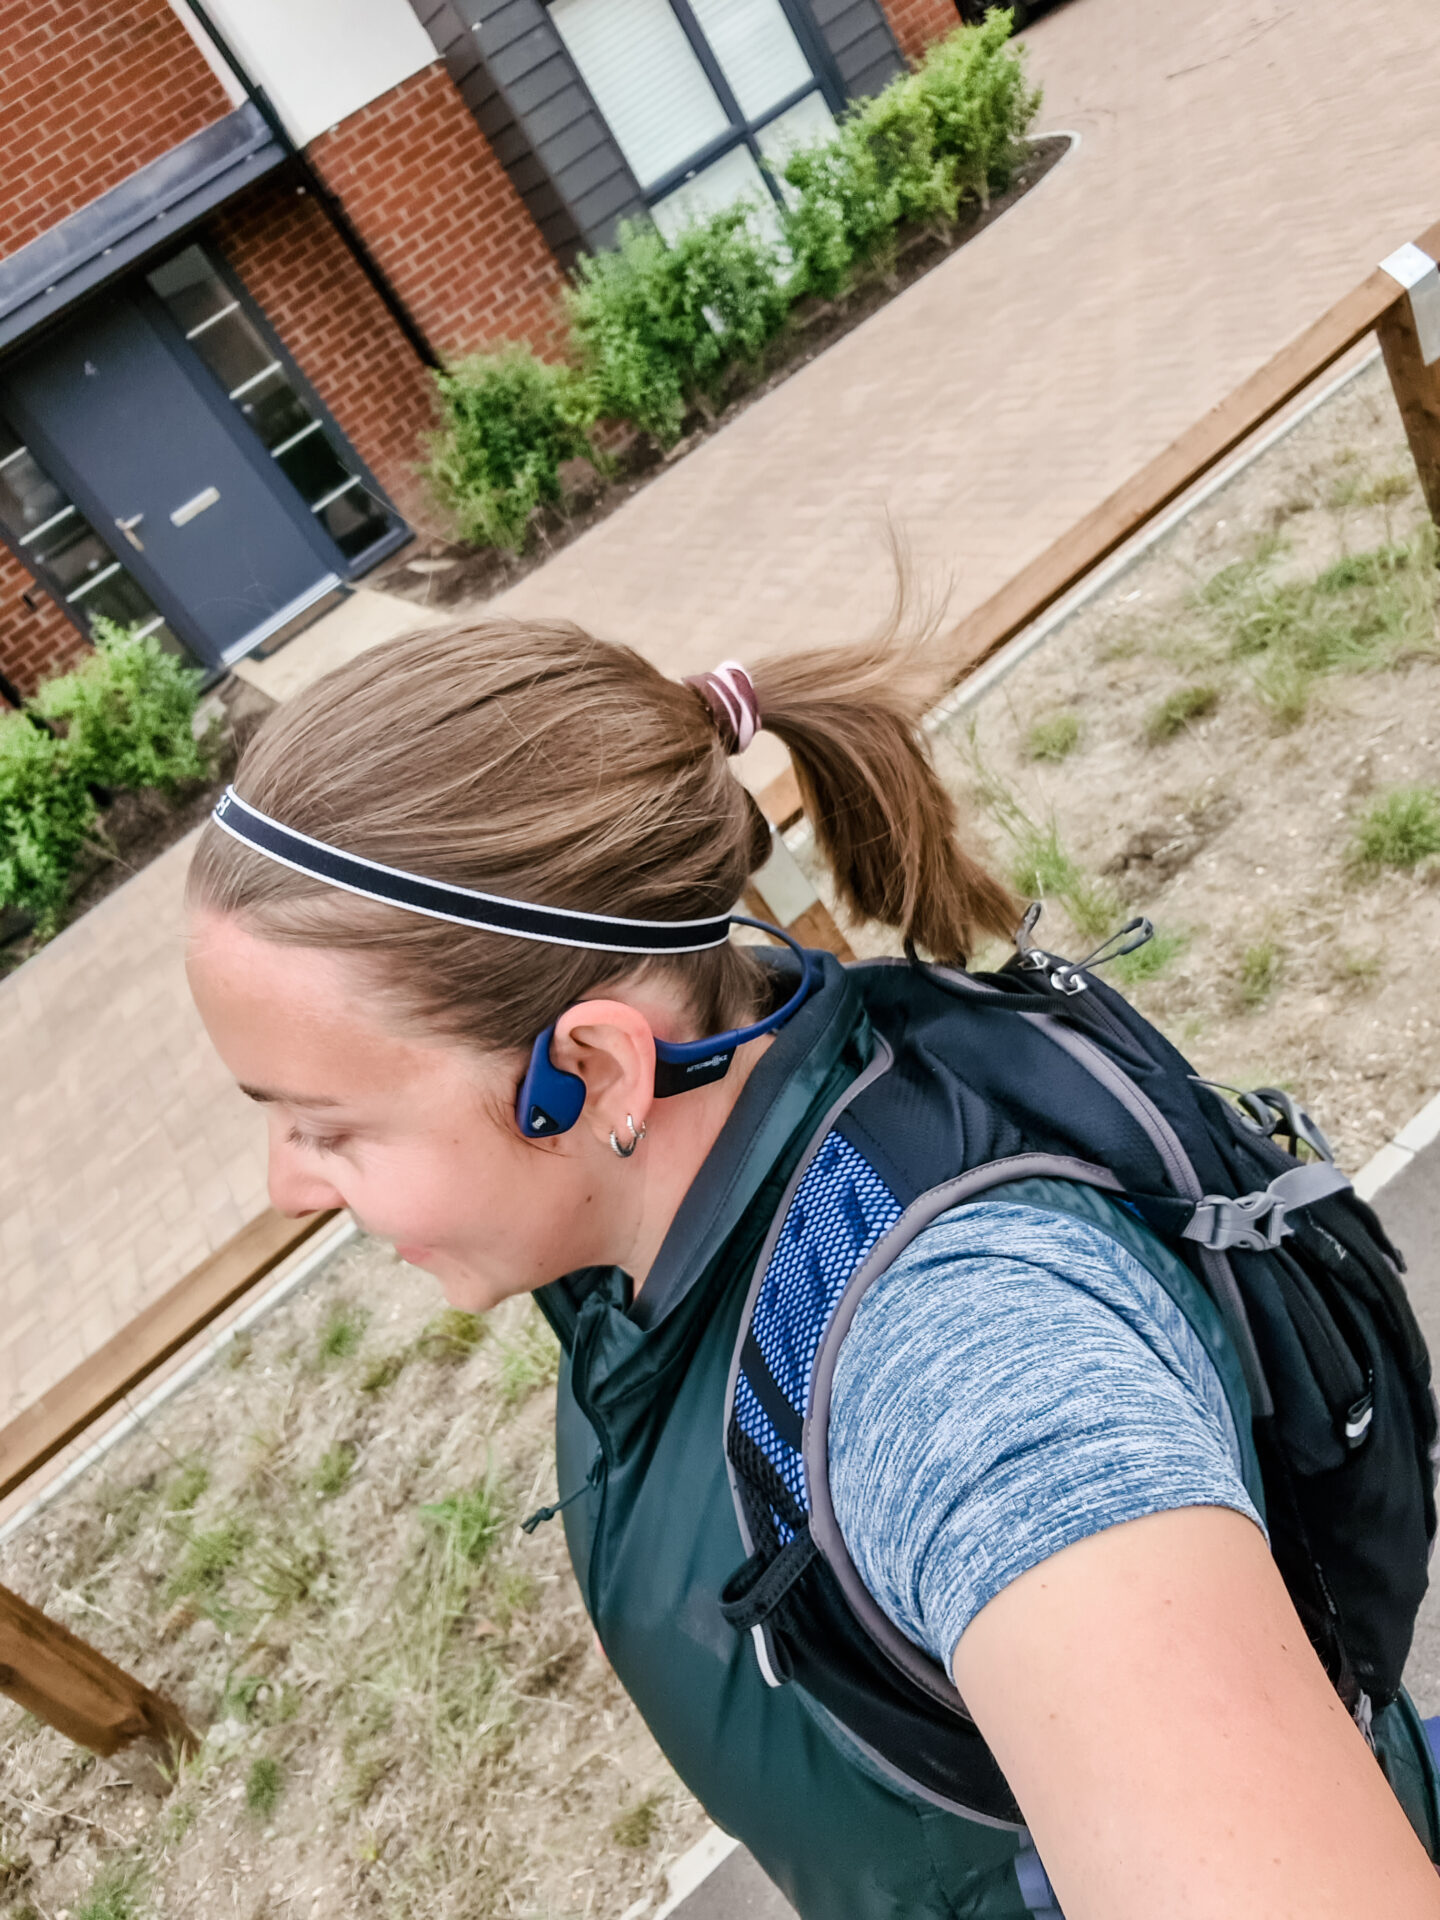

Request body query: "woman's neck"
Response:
[626, 1032, 774, 1294]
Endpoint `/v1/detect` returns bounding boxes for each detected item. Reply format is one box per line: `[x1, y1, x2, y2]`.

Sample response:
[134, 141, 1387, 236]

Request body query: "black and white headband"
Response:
[210, 786, 732, 955]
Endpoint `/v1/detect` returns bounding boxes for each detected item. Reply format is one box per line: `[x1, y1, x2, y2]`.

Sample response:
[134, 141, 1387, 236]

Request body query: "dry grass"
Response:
[926, 359, 1440, 1170]
[0, 1242, 706, 1920]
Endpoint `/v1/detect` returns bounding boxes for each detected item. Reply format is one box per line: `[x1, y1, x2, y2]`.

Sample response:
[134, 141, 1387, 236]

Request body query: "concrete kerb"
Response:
[1354, 1087, 1440, 1202]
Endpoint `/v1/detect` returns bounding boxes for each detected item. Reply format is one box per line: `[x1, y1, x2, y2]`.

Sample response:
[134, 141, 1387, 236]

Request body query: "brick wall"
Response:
[0, 546, 88, 697]
[308, 64, 568, 362]
[0, 0, 230, 264]
[208, 177, 440, 528]
[879, 0, 960, 63]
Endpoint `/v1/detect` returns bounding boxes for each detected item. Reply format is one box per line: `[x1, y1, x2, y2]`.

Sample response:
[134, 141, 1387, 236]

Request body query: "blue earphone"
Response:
[514, 917, 822, 1138]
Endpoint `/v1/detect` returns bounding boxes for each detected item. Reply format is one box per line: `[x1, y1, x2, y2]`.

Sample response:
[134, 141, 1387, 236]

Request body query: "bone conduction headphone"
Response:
[212, 786, 821, 1139]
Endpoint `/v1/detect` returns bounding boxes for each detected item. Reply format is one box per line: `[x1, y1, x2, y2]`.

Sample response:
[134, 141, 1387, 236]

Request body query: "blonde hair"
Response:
[187, 617, 1017, 1051]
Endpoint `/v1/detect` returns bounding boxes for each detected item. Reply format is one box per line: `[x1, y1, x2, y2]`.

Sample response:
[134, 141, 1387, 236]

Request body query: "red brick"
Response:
[0, 0, 229, 262]
[307, 64, 567, 365]
[878, 0, 959, 64]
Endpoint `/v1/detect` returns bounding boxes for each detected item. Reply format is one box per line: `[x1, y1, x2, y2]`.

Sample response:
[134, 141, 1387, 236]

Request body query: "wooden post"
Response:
[744, 825, 854, 961]
[1377, 285, 1440, 530]
[0, 1582, 197, 1762]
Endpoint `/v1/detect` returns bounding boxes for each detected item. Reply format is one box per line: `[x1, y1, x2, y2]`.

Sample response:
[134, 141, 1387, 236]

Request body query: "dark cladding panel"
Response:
[809, 0, 905, 98]
[404, 0, 644, 265]
[405, 0, 902, 264]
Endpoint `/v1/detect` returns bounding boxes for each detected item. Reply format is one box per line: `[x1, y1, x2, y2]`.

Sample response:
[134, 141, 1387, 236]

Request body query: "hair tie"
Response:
[684, 660, 760, 754]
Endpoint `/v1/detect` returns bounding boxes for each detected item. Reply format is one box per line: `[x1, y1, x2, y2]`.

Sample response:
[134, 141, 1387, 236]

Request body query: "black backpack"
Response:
[720, 924, 1439, 1823]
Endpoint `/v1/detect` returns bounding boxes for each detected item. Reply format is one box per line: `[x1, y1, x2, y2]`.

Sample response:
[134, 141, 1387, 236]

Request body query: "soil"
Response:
[371, 137, 1074, 617]
[918, 355, 1440, 1174]
[0, 1242, 708, 1920]
[0, 678, 275, 978]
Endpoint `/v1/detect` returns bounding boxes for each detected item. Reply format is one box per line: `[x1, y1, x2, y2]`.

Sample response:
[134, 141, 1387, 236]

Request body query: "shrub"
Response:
[780, 12, 1037, 299]
[0, 709, 96, 934]
[426, 348, 598, 551]
[566, 204, 789, 444]
[1350, 785, 1440, 871]
[915, 9, 1041, 205]
[780, 82, 957, 299]
[31, 617, 208, 796]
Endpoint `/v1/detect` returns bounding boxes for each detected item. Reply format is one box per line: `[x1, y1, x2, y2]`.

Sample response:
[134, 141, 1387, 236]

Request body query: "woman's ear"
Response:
[550, 1000, 657, 1148]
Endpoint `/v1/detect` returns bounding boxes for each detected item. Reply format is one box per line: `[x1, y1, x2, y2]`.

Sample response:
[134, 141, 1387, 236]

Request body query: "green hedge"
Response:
[0, 620, 210, 939]
[565, 203, 790, 444]
[425, 349, 597, 552]
[425, 12, 1039, 534]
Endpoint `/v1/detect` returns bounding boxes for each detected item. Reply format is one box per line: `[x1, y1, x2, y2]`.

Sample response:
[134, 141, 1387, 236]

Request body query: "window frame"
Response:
[549, 0, 848, 217]
[142, 242, 409, 579]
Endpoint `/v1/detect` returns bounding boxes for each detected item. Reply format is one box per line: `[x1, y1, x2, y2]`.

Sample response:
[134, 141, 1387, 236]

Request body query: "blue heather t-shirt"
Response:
[827, 1198, 1264, 1675]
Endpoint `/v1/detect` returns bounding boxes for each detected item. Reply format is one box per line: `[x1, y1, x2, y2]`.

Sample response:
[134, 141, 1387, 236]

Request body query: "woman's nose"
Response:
[267, 1132, 345, 1218]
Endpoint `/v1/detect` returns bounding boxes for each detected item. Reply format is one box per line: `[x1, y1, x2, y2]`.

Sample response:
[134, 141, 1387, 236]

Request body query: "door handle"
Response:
[170, 486, 220, 528]
[114, 513, 145, 552]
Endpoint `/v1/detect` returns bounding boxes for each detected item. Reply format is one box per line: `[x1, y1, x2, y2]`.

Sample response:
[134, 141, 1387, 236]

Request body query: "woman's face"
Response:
[186, 910, 632, 1313]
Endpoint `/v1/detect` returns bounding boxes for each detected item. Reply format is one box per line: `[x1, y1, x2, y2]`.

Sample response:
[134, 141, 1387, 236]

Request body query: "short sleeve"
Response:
[826, 1199, 1264, 1674]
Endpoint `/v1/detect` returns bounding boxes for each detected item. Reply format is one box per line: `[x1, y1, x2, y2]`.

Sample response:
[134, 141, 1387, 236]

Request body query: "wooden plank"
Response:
[945, 218, 1440, 679]
[0, 1581, 197, 1760]
[757, 764, 805, 834]
[1378, 290, 1440, 528]
[0, 1208, 339, 1503]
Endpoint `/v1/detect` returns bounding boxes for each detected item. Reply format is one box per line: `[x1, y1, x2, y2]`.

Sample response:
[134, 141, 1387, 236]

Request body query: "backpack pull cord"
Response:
[1190, 1077, 1337, 1164]
[1013, 903, 1155, 993]
[521, 1455, 603, 1535]
[1047, 917, 1155, 995]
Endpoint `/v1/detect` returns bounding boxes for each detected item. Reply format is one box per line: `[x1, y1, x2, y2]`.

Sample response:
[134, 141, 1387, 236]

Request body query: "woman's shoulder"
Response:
[826, 1189, 1262, 1670]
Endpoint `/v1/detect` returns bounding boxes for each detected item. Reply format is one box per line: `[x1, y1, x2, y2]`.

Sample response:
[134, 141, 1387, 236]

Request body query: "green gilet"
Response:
[535, 959, 1439, 1918]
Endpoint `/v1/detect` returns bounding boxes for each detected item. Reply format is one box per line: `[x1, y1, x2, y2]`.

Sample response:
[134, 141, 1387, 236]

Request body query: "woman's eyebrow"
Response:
[239, 1085, 345, 1108]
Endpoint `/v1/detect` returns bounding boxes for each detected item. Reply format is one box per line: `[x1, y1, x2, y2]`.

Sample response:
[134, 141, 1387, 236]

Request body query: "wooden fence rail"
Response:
[3, 221, 1440, 1765]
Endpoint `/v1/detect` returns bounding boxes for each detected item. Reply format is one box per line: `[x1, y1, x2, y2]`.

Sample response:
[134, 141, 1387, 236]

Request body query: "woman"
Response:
[186, 620, 1440, 1919]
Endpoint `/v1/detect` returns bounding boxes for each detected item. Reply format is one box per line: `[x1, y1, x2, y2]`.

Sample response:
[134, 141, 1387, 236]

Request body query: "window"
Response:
[146, 247, 394, 564]
[550, 0, 839, 238]
[0, 417, 181, 654]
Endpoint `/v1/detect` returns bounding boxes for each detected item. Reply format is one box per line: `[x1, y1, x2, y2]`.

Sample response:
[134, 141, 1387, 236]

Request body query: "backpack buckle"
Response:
[1181, 1163, 1354, 1253]
[1184, 1190, 1292, 1252]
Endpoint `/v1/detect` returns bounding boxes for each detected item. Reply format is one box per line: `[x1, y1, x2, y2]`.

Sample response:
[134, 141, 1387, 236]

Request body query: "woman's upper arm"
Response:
[953, 1504, 1440, 1920]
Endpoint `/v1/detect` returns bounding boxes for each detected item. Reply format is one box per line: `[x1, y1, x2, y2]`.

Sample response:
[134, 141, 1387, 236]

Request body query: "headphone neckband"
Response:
[515, 918, 823, 1138]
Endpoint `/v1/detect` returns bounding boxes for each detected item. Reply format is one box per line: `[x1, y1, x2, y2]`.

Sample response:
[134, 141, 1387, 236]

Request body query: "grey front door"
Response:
[2, 297, 340, 667]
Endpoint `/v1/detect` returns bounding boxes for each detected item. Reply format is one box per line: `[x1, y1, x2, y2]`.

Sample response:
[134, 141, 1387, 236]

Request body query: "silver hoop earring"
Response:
[609, 1114, 646, 1159]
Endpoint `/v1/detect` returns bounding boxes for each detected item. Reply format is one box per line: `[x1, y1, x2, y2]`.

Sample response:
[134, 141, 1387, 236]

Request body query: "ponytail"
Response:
[750, 638, 1018, 963]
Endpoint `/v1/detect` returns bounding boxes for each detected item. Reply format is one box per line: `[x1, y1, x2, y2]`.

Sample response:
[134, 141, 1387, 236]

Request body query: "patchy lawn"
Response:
[0, 1239, 705, 1920]
[923, 356, 1440, 1173]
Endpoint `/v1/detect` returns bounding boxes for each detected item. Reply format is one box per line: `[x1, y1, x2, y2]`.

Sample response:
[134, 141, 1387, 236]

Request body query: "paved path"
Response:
[6, 0, 1440, 1437]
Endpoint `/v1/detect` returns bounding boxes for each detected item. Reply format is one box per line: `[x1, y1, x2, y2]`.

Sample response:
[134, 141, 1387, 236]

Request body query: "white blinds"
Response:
[755, 89, 837, 169]
[687, 0, 816, 121]
[550, 0, 731, 190]
[651, 144, 777, 242]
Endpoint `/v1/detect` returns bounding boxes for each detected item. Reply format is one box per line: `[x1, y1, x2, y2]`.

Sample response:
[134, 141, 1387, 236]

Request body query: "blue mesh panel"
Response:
[734, 1131, 900, 1519]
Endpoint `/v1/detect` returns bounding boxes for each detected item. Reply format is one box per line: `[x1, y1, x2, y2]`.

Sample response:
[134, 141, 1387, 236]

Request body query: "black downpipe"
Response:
[182, 0, 443, 372]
